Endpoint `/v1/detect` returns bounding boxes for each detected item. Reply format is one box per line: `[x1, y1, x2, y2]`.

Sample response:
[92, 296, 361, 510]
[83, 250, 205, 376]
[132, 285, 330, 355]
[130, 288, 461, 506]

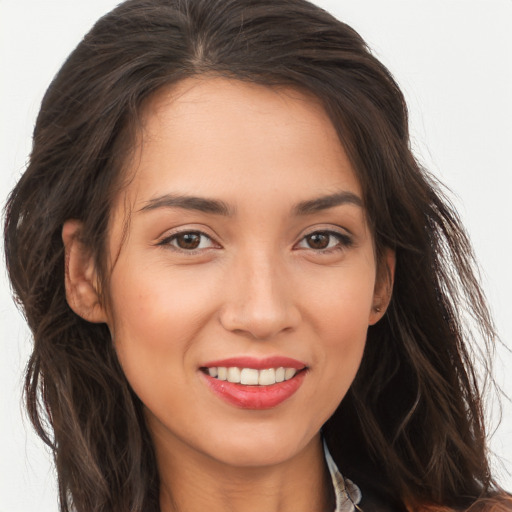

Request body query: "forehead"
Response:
[118, 77, 361, 214]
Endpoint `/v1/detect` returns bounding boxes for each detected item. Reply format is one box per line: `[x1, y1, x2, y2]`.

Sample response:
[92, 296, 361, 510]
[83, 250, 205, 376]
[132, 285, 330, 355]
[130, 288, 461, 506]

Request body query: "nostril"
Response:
[218, 304, 301, 340]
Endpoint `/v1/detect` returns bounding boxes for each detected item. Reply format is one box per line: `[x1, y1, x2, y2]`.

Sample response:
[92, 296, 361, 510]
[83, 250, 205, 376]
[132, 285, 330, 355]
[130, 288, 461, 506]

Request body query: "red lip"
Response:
[201, 370, 306, 409]
[202, 356, 306, 370]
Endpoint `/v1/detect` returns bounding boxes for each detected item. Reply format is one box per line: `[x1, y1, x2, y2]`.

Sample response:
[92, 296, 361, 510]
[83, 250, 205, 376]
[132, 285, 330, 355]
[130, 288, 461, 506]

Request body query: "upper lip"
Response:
[201, 356, 307, 370]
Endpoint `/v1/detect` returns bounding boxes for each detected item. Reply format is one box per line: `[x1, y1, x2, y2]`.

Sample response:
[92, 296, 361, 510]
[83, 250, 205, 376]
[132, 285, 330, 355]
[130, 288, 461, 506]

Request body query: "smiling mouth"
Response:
[200, 366, 305, 386]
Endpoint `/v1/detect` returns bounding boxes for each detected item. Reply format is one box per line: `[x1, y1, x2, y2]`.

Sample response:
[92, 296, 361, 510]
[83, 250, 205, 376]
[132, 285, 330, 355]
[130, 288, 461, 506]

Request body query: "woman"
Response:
[3, 0, 511, 511]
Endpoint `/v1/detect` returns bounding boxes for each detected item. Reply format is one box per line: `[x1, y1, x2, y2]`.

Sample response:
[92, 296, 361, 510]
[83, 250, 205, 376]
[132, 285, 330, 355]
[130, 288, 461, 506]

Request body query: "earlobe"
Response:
[369, 248, 396, 325]
[62, 220, 108, 323]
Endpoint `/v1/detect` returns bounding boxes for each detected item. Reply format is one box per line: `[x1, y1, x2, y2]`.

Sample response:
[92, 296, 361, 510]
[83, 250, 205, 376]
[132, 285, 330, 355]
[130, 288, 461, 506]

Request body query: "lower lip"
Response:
[201, 371, 306, 409]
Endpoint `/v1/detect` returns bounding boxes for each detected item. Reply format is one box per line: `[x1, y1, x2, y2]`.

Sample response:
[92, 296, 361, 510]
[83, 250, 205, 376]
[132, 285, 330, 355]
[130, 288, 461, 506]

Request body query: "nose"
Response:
[218, 251, 301, 340]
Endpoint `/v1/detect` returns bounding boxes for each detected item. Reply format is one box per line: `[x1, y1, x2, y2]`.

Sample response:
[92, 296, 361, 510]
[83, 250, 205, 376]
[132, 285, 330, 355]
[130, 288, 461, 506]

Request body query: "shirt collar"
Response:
[323, 438, 362, 512]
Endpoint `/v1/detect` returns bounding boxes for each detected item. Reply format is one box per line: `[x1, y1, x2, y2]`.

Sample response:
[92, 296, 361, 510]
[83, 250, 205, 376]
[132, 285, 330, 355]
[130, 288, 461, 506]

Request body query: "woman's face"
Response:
[100, 78, 391, 468]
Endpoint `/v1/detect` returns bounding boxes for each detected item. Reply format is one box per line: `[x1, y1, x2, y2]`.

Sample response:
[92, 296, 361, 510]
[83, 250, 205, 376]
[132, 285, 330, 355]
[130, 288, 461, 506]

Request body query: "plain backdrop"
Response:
[1, 1, 511, 511]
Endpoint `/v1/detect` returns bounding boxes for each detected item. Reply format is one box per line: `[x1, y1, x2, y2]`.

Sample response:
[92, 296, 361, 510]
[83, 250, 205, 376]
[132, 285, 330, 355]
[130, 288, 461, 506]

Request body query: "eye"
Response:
[158, 231, 216, 251]
[296, 230, 352, 252]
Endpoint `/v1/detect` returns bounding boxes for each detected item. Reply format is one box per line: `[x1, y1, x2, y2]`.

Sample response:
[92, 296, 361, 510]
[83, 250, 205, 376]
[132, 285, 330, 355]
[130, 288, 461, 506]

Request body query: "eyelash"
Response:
[157, 228, 353, 255]
[295, 230, 353, 254]
[157, 230, 217, 252]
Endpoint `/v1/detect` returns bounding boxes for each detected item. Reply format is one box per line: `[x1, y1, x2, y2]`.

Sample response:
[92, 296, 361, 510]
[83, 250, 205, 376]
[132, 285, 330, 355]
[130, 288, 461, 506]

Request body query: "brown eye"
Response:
[296, 230, 353, 252]
[159, 231, 216, 251]
[306, 232, 330, 249]
[175, 232, 202, 249]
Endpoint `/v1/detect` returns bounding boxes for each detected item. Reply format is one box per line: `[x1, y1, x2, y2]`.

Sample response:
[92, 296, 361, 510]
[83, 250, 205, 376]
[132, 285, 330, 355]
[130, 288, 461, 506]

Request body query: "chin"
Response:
[202, 426, 319, 469]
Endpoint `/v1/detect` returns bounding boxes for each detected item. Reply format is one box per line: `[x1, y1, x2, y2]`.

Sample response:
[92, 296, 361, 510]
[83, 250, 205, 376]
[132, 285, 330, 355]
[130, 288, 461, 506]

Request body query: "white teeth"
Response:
[227, 367, 241, 383]
[240, 368, 259, 385]
[206, 366, 301, 386]
[284, 368, 297, 380]
[258, 368, 275, 386]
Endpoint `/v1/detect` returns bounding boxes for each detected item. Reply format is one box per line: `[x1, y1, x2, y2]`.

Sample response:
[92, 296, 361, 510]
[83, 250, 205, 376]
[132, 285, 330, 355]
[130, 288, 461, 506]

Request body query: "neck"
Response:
[154, 433, 334, 512]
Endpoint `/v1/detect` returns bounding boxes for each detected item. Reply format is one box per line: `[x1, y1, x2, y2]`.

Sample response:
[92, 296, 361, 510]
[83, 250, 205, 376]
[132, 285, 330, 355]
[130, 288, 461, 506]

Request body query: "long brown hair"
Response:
[3, 0, 508, 511]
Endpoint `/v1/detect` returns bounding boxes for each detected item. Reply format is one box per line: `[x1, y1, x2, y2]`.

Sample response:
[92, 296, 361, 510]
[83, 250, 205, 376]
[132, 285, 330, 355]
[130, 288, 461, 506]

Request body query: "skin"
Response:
[63, 77, 394, 512]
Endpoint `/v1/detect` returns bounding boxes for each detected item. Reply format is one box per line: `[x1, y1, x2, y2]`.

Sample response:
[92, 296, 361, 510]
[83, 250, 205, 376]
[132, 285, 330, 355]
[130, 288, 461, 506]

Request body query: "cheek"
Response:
[108, 259, 216, 343]
[105, 261, 220, 392]
[302, 261, 375, 409]
[306, 258, 376, 336]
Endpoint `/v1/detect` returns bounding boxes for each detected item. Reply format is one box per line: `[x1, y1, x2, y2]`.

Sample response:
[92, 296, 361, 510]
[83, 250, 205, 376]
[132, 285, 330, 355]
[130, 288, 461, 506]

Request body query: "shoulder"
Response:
[416, 496, 512, 512]
[467, 497, 512, 512]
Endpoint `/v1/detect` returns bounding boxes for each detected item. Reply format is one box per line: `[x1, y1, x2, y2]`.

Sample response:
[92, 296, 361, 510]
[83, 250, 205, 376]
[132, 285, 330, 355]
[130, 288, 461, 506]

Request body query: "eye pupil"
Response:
[307, 232, 329, 249]
[177, 233, 201, 249]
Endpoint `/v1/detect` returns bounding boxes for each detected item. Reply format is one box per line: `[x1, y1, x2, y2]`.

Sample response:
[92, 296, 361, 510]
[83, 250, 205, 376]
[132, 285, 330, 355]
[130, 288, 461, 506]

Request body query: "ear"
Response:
[62, 220, 108, 323]
[369, 248, 395, 325]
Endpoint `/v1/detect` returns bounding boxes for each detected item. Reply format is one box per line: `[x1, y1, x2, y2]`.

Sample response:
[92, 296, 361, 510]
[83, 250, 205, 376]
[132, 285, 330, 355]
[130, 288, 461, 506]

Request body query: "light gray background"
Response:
[1, 1, 511, 510]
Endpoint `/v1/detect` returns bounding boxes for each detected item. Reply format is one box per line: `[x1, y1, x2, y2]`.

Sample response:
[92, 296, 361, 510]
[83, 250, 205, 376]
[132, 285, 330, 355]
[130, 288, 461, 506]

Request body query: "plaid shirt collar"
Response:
[324, 439, 362, 512]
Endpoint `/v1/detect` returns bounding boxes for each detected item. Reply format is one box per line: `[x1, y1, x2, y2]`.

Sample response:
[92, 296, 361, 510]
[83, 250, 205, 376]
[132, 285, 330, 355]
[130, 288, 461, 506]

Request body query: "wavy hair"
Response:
[3, 0, 509, 510]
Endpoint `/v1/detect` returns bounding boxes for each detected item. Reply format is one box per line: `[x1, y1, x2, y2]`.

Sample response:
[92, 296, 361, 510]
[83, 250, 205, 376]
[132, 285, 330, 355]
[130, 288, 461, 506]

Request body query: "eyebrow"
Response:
[293, 191, 363, 215]
[138, 190, 362, 216]
[139, 194, 234, 216]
